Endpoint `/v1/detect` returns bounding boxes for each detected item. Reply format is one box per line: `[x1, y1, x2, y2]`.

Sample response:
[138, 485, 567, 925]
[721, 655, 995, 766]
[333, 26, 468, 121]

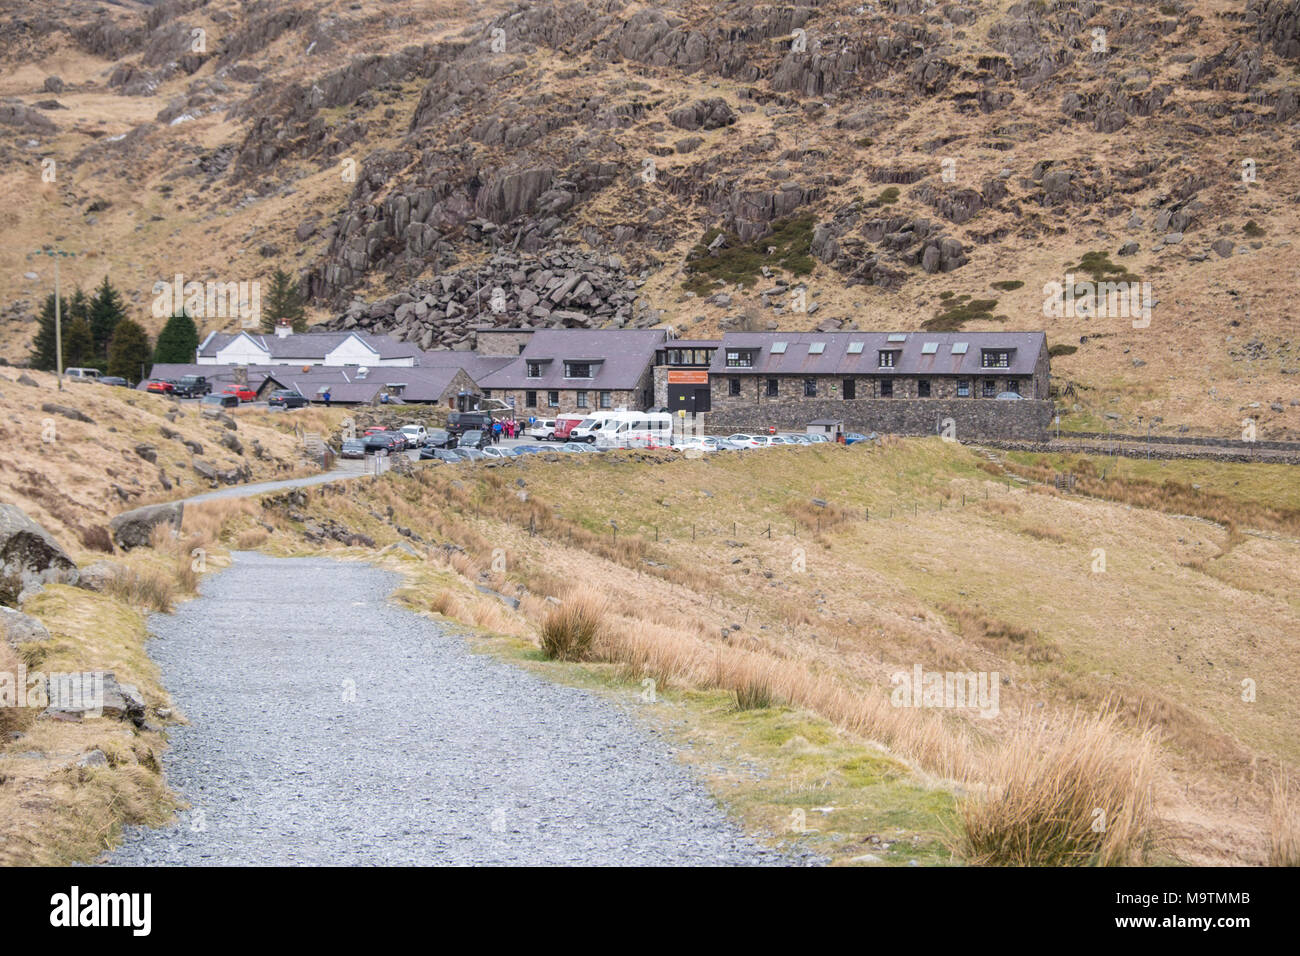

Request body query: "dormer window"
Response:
[726, 350, 755, 368]
[878, 350, 898, 368]
[981, 350, 1011, 369]
[563, 361, 594, 379]
[526, 361, 544, 378]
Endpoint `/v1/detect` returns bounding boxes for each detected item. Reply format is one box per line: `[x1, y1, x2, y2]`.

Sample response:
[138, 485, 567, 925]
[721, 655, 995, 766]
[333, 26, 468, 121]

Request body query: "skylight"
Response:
[921, 342, 939, 354]
[808, 342, 825, 354]
[771, 341, 787, 354]
[951, 342, 969, 354]
[846, 341, 864, 354]
[887, 333, 907, 342]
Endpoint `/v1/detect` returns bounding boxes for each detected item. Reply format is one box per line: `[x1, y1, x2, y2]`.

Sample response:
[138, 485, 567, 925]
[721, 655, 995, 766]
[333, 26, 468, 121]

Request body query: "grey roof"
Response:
[140, 363, 287, 391]
[712, 331, 1046, 377]
[197, 331, 421, 361]
[418, 349, 515, 384]
[477, 329, 666, 391]
[142, 363, 464, 404]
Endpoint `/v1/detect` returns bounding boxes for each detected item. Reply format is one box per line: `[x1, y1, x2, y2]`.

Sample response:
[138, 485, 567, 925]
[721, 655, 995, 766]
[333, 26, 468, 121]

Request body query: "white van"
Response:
[568, 411, 622, 444]
[595, 411, 674, 449]
[65, 367, 100, 382]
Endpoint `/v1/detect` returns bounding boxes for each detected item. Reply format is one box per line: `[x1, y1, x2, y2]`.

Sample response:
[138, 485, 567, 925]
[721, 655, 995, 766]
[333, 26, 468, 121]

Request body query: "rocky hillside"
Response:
[1, 0, 1298, 434]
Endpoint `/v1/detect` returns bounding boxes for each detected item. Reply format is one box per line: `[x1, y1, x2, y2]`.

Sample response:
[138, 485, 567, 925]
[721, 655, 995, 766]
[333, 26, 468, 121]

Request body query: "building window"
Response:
[564, 361, 593, 379]
[1007, 380, 1021, 395]
[726, 350, 754, 368]
[804, 378, 817, 397]
[482, 390, 491, 398]
[957, 380, 970, 398]
[917, 379, 931, 398]
[548, 390, 559, 407]
[525, 390, 537, 408]
[765, 378, 779, 398]
[526, 361, 543, 378]
[880, 379, 893, 398]
[981, 351, 1010, 369]
[576, 391, 588, 408]
[982, 379, 997, 398]
[728, 377, 741, 397]
[878, 350, 897, 368]
[599, 390, 611, 409]
[842, 378, 855, 400]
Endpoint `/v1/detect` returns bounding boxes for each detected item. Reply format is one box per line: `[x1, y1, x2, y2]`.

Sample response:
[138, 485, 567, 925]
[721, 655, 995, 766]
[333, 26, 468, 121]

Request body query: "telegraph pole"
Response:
[28, 247, 78, 391]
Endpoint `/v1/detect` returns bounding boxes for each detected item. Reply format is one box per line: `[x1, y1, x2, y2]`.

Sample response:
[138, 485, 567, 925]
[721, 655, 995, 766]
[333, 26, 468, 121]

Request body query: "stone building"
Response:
[475, 328, 665, 414]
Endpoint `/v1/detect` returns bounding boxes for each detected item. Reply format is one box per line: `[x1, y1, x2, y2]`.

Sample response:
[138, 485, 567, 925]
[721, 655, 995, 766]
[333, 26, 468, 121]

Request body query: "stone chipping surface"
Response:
[108, 552, 800, 866]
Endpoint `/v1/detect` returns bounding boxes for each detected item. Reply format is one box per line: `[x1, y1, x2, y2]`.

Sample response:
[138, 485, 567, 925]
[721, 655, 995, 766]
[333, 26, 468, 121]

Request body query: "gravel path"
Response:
[108, 552, 793, 866]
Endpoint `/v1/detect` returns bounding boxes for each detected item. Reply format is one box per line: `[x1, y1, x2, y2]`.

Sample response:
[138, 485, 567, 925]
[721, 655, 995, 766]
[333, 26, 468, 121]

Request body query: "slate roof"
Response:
[141, 363, 465, 404]
[418, 349, 515, 384]
[197, 331, 421, 361]
[477, 329, 666, 390]
[711, 331, 1046, 377]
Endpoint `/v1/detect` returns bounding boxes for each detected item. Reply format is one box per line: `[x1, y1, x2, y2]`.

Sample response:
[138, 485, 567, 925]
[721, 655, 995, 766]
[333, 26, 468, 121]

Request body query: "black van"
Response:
[447, 411, 493, 435]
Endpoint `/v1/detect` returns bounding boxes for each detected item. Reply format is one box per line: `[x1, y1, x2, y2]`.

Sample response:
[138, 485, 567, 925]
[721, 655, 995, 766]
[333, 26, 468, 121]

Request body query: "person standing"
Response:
[323, 389, 331, 407]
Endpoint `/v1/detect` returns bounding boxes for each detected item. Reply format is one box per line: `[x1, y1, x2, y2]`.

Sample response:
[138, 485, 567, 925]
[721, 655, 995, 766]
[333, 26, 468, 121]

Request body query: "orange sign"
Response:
[668, 370, 709, 384]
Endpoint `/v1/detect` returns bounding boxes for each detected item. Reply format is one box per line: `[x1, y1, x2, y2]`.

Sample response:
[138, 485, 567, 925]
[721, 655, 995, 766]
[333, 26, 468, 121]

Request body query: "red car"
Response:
[222, 385, 257, 403]
[146, 379, 176, 395]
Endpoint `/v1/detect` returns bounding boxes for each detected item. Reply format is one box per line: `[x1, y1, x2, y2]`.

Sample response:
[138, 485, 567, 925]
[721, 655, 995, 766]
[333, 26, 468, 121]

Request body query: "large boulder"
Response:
[0, 505, 77, 604]
[1, 606, 51, 647]
[108, 502, 184, 551]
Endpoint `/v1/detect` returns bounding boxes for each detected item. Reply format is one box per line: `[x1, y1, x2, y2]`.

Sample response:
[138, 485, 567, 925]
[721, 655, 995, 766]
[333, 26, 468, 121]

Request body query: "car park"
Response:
[844, 432, 876, 445]
[201, 393, 238, 410]
[480, 446, 515, 459]
[340, 438, 367, 459]
[417, 447, 462, 463]
[223, 385, 258, 403]
[268, 389, 308, 409]
[805, 433, 831, 443]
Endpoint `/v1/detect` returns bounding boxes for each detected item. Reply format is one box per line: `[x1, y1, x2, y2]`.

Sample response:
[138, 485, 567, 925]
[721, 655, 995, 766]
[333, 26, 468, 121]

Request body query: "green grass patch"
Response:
[1070, 251, 1140, 284]
[1049, 344, 1078, 357]
[990, 280, 1024, 291]
[923, 294, 1002, 331]
[683, 214, 817, 293]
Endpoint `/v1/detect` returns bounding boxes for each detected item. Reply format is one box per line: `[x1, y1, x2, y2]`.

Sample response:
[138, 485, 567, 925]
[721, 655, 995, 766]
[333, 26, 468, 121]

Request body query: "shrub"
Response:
[990, 279, 1024, 291]
[538, 593, 608, 661]
[104, 566, 175, 613]
[733, 673, 775, 710]
[80, 525, 114, 553]
[1243, 219, 1265, 237]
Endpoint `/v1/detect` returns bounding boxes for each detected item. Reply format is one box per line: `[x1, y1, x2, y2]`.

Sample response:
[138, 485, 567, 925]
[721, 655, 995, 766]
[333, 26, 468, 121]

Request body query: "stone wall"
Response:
[704, 397, 1054, 440]
[482, 386, 646, 416]
[474, 329, 534, 356]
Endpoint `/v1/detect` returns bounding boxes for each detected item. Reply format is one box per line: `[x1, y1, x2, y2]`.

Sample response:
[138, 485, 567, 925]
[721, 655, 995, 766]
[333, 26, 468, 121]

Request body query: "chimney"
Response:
[275, 320, 291, 339]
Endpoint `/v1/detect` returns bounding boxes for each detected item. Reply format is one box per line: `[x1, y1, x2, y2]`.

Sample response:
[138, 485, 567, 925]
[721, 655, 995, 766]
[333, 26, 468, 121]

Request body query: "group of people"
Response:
[487, 418, 521, 442]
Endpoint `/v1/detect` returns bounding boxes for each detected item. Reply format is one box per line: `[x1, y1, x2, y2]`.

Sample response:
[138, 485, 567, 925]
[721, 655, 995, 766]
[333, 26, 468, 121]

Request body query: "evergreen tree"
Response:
[30, 293, 69, 371]
[260, 268, 307, 333]
[62, 317, 95, 369]
[153, 310, 200, 364]
[107, 319, 153, 384]
[89, 275, 127, 360]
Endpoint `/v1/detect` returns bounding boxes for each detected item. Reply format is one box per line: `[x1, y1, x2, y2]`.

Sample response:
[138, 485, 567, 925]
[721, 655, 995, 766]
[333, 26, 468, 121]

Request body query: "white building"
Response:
[195, 329, 421, 367]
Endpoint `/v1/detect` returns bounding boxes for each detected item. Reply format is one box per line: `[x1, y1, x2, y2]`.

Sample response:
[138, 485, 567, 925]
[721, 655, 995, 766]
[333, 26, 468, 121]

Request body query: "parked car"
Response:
[173, 375, 211, 398]
[480, 446, 515, 459]
[223, 384, 257, 403]
[559, 443, 586, 453]
[419, 447, 463, 463]
[363, 431, 403, 453]
[457, 429, 490, 450]
[511, 444, 546, 455]
[447, 411, 494, 435]
[268, 389, 308, 409]
[146, 379, 177, 395]
[65, 367, 100, 382]
[455, 447, 487, 461]
[201, 393, 238, 410]
[995, 391, 1025, 401]
[843, 432, 877, 445]
[98, 376, 129, 388]
[805, 433, 832, 443]
[340, 438, 367, 459]
[422, 428, 455, 449]
[724, 433, 764, 448]
[398, 424, 428, 446]
[528, 418, 558, 441]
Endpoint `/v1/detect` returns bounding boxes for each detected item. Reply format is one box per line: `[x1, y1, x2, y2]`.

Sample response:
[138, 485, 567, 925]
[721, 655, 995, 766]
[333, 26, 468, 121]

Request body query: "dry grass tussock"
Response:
[1268, 775, 1300, 867]
[958, 709, 1161, 866]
